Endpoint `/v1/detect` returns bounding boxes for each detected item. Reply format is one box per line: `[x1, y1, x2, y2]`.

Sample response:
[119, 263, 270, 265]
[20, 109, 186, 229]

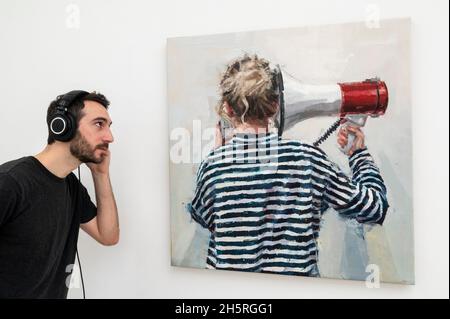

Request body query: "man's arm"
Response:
[80, 150, 119, 246]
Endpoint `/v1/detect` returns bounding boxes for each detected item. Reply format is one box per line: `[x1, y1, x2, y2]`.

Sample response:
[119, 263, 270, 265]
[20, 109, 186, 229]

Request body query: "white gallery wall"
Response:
[0, 0, 448, 298]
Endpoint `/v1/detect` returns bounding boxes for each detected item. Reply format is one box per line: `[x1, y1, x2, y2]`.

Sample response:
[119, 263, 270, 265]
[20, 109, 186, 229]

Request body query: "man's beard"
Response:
[70, 132, 108, 164]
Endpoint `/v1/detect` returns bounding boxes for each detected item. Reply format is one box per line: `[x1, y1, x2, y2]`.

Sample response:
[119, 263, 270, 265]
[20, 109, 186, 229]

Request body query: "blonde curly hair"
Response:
[217, 54, 279, 126]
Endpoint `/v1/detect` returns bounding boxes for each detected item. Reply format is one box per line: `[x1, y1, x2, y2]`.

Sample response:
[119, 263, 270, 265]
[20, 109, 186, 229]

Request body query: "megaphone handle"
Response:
[339, 124, 356, 155]
[339, 115, 368, 155]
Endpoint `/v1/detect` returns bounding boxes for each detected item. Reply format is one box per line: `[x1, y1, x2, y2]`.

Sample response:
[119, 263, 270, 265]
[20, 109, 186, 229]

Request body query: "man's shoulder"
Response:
[0, 157, 33, 178]
[0, 157, 28, 172]
[0, 157, 39, 188]
[0, 157, 32, 191]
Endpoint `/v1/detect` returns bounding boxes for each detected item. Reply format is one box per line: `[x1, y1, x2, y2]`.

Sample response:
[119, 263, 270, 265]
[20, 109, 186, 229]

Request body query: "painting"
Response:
[168, 18, 413, 284]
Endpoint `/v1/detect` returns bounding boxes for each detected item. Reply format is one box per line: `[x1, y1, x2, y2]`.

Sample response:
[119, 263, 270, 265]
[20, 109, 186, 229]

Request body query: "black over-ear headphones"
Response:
[48, 90, 89, 142]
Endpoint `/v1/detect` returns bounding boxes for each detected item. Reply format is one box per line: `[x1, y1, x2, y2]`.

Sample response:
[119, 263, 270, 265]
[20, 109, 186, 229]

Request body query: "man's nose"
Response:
[104, 127, 114, 143]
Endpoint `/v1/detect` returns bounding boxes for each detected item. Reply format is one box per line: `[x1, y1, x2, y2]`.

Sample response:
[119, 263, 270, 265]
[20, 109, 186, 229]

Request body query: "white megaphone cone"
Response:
[275, 70, 342, 132]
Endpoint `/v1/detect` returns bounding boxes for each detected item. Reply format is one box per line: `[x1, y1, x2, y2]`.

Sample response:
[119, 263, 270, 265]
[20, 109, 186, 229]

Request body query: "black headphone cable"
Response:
[76, 166, 86, 299]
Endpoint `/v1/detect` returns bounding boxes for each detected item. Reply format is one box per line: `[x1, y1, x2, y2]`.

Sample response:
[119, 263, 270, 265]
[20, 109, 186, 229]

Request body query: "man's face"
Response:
[70, 100, 114, 164]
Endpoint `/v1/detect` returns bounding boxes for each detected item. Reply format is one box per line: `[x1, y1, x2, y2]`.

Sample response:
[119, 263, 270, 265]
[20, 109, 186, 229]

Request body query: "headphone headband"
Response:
[56, 90, 89, 109]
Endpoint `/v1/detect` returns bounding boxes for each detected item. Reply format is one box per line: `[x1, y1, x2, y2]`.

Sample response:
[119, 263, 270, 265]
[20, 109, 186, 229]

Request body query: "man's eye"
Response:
[95, 122, 103, 127]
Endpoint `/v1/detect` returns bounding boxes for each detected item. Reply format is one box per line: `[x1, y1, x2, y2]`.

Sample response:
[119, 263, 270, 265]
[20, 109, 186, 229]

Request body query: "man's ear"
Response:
[224, 101, 235, 116]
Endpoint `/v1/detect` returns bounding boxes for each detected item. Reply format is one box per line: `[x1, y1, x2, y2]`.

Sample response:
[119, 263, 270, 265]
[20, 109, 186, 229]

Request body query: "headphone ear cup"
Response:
[49, 111, 76, 142]
[49, 113, 67, 141]
[48, 90, 88, 142]
[64, 111, 77, 141]
[58, 111, 76, 142]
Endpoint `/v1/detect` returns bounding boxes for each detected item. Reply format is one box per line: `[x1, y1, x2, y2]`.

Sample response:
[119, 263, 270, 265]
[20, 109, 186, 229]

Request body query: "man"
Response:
[188, 54, 389, 276]
[0, 90, 119, 298]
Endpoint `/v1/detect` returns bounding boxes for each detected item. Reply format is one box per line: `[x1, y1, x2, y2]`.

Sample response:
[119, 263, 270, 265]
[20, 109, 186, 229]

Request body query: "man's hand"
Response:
[86, 149, 111, 175]
[81, 149, 119, 246]
[337, 125, 365, 156]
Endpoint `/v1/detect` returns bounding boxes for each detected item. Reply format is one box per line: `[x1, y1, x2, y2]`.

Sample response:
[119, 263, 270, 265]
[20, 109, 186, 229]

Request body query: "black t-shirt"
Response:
[0, 156, 97, 298]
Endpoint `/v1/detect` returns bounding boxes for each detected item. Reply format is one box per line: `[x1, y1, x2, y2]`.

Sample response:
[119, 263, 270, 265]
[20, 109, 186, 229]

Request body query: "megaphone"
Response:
[273, 65, 388, 152]
[218, 65, 388, 152]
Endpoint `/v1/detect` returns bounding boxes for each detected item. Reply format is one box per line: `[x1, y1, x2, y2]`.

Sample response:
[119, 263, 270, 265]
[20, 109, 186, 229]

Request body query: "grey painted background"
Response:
[169, 18, 414, 284]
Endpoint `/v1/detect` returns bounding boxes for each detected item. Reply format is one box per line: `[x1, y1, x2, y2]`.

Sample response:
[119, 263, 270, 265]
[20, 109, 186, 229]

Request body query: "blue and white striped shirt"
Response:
[188, 133, 389, 276]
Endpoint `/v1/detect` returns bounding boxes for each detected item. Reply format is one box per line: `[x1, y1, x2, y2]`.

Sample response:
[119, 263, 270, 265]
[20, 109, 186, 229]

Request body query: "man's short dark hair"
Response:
[46, 91, 110, 145]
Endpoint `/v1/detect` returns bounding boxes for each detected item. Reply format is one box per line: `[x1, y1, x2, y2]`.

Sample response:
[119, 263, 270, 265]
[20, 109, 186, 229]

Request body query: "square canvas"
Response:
[168, 18, 414, 284]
